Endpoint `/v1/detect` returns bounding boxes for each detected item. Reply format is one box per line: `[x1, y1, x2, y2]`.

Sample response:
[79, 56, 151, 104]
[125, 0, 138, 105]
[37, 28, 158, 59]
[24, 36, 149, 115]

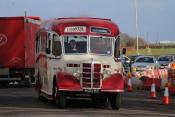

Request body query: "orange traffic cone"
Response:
[127, 73, 133, 92]
[150, 83, 157, 98]
[162, 83, 170, 105]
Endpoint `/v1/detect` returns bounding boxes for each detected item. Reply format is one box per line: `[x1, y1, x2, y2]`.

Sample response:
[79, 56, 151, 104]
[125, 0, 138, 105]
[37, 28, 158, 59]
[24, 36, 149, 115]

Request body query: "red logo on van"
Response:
[0, 33, 7, 47]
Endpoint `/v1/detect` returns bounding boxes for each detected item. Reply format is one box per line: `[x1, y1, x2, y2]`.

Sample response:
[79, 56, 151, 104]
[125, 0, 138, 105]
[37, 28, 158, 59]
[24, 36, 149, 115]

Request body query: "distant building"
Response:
[159, 41, 175, 44]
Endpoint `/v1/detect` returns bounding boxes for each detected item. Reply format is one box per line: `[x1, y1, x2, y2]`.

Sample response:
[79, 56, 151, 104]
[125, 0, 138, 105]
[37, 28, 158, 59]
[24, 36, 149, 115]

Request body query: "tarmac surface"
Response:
[0, 86, 174, 117]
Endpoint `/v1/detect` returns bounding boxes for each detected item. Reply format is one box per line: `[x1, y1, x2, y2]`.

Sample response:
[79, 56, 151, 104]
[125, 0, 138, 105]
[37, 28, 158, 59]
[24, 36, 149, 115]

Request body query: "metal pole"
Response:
[24, 11, 27, 17]
[146, 32, 149, 48]
[134, 0, 139, 55]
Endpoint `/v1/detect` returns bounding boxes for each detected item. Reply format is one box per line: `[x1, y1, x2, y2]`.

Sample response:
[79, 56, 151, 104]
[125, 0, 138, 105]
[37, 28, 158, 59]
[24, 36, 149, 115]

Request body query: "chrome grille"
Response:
[82, 63, 101, 88]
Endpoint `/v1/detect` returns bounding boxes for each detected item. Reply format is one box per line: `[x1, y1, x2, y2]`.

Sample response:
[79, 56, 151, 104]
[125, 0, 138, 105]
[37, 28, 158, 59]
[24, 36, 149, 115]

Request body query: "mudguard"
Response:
[56, 72, 82, 91]
[101, 73, 124, 92]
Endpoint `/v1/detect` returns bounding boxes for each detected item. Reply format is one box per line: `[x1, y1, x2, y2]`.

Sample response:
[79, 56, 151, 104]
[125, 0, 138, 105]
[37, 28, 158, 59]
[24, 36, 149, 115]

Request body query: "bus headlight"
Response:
[73, 70, 81, 80]
[103, 69, 111, 79]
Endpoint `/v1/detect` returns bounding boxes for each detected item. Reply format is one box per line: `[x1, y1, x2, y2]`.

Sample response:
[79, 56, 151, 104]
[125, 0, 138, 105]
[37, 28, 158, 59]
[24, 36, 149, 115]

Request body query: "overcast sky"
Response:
[0, 0, 175, 42]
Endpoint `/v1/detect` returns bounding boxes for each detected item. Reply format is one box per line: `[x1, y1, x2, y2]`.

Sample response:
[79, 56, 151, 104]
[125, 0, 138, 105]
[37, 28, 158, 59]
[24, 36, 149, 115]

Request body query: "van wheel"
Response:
[109, 93, 122, 110]
[55, 93, 66, 108]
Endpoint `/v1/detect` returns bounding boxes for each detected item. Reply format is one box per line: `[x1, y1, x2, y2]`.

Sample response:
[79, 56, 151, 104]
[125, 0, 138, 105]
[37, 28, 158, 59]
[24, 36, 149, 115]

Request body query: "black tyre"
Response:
[36, 74, 44, 101]
[52, 79, 66, 108]
[109, 93, 122, 110]
[52, 80, 57, 101]
[38, 91, 45, 101]
[55, 94, 66, 108]
[0, 82, 9, 88]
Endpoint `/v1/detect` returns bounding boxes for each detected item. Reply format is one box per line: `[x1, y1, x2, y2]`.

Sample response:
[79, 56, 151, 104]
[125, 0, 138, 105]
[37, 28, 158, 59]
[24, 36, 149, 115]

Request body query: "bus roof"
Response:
[0, 16, 40, 20]
[41, 17, 120, 37]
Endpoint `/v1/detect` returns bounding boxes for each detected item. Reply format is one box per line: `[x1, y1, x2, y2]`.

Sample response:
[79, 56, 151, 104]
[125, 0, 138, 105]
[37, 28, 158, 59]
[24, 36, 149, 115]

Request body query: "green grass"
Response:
[127, 47, 175, 57]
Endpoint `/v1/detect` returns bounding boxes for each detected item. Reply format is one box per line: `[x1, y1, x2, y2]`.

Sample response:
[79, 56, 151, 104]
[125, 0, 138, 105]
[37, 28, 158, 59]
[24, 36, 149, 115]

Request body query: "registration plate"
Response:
[83, 89, 100, 93]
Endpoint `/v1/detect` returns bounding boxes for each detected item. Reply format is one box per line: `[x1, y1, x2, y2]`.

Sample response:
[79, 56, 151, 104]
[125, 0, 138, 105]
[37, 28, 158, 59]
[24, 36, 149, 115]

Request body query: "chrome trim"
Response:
[81, 62, 102, 89]
[59, 89, 83, 91]
[101, 89, 124, 92]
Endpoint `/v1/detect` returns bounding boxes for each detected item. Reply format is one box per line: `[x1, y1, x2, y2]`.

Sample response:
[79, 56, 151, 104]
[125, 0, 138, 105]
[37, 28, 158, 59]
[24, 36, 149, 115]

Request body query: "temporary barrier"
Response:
[143, 78, 161, 90]
[168, 69, 175, 94]
[158, 69, 168, 88]
[159, 69, 167, 79]
[129, 68, 168, 90]
[124, 72, 143, 90]
[142, 69, 161, 90]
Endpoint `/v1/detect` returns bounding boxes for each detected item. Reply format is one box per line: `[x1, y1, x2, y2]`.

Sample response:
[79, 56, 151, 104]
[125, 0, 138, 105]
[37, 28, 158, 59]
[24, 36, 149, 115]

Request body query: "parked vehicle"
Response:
[158, 55, 175, 69]
[131, 55, 160, 76]
[0, 16, 40, 86]
[35, 17, 124, 109]
[130, 54, 144, 65]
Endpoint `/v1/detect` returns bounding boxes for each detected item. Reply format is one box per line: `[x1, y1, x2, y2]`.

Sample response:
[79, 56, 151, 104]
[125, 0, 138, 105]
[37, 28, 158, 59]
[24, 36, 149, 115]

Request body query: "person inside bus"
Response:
[67, 40, 78, 53]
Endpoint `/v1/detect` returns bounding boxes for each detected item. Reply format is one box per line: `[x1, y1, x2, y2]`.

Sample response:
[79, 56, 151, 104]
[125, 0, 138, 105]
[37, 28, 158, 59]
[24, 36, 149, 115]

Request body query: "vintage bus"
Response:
[35, 17, 124, 109]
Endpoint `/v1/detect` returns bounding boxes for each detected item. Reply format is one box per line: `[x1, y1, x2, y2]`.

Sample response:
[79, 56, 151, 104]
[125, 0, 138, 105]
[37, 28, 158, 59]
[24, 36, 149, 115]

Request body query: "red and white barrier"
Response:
[125, 68, 170, 90]
[168, 69, 175, 94]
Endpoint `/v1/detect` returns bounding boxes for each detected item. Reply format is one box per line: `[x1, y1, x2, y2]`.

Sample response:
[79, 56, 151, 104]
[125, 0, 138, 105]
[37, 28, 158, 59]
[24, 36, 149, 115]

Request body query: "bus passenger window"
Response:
[52, 35, 62, 56]
[36, 34, 40, 53]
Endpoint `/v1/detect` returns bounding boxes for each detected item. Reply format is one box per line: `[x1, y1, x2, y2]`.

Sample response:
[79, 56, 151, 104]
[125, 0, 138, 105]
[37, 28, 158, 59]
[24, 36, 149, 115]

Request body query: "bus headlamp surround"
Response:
[103, 69, 112, 79]
[73, 70, 81, 80]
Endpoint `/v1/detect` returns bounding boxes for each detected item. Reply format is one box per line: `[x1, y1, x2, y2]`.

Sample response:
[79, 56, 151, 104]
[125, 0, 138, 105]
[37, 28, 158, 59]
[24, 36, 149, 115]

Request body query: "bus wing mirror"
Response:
[45, 48, 51, 54]
[122, 48, 126, 55]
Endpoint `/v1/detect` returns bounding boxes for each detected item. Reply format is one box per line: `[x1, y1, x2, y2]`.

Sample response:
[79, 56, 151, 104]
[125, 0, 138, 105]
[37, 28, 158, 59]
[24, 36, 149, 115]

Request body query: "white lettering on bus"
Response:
[64, 26, 86, 33]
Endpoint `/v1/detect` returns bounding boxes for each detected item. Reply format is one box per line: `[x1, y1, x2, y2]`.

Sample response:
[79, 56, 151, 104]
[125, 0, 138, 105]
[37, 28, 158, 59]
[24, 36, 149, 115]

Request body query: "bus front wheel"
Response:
[109, 93, 122, 110]
[55, 94, 66, 108]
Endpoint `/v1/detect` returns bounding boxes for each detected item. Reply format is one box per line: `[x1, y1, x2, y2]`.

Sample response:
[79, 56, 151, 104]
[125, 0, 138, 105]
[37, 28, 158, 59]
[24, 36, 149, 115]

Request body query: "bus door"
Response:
[45, 32, 62, 93]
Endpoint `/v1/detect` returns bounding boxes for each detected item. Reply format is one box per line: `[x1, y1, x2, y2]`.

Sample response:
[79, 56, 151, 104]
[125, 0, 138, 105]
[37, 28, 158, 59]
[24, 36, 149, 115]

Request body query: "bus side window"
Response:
[36, 33, 40, 53]
[52, 34, 62, 56]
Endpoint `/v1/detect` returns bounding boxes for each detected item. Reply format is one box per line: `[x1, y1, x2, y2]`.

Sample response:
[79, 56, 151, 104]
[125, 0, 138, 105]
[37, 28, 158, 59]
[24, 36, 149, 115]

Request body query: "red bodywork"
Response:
[0, 16, 40, 68]
[56, 72, 124, 92]
[43, 17, 119, 37]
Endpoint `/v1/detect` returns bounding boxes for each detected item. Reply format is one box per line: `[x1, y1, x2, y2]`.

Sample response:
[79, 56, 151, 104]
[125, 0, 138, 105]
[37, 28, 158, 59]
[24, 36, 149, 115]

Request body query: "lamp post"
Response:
[134, 0, 139, 55]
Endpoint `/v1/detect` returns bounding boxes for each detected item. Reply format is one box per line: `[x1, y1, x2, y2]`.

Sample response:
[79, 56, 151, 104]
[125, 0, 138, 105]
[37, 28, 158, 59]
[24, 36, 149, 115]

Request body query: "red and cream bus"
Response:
[35, 17, 124, 109]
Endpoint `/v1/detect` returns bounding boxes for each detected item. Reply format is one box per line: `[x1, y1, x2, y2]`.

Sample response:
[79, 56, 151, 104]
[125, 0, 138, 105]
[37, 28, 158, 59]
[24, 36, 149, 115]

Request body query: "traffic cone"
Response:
[162, 83, 170, 105]
[127, 73, 133, 92]
[150, 83, 157, 98]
